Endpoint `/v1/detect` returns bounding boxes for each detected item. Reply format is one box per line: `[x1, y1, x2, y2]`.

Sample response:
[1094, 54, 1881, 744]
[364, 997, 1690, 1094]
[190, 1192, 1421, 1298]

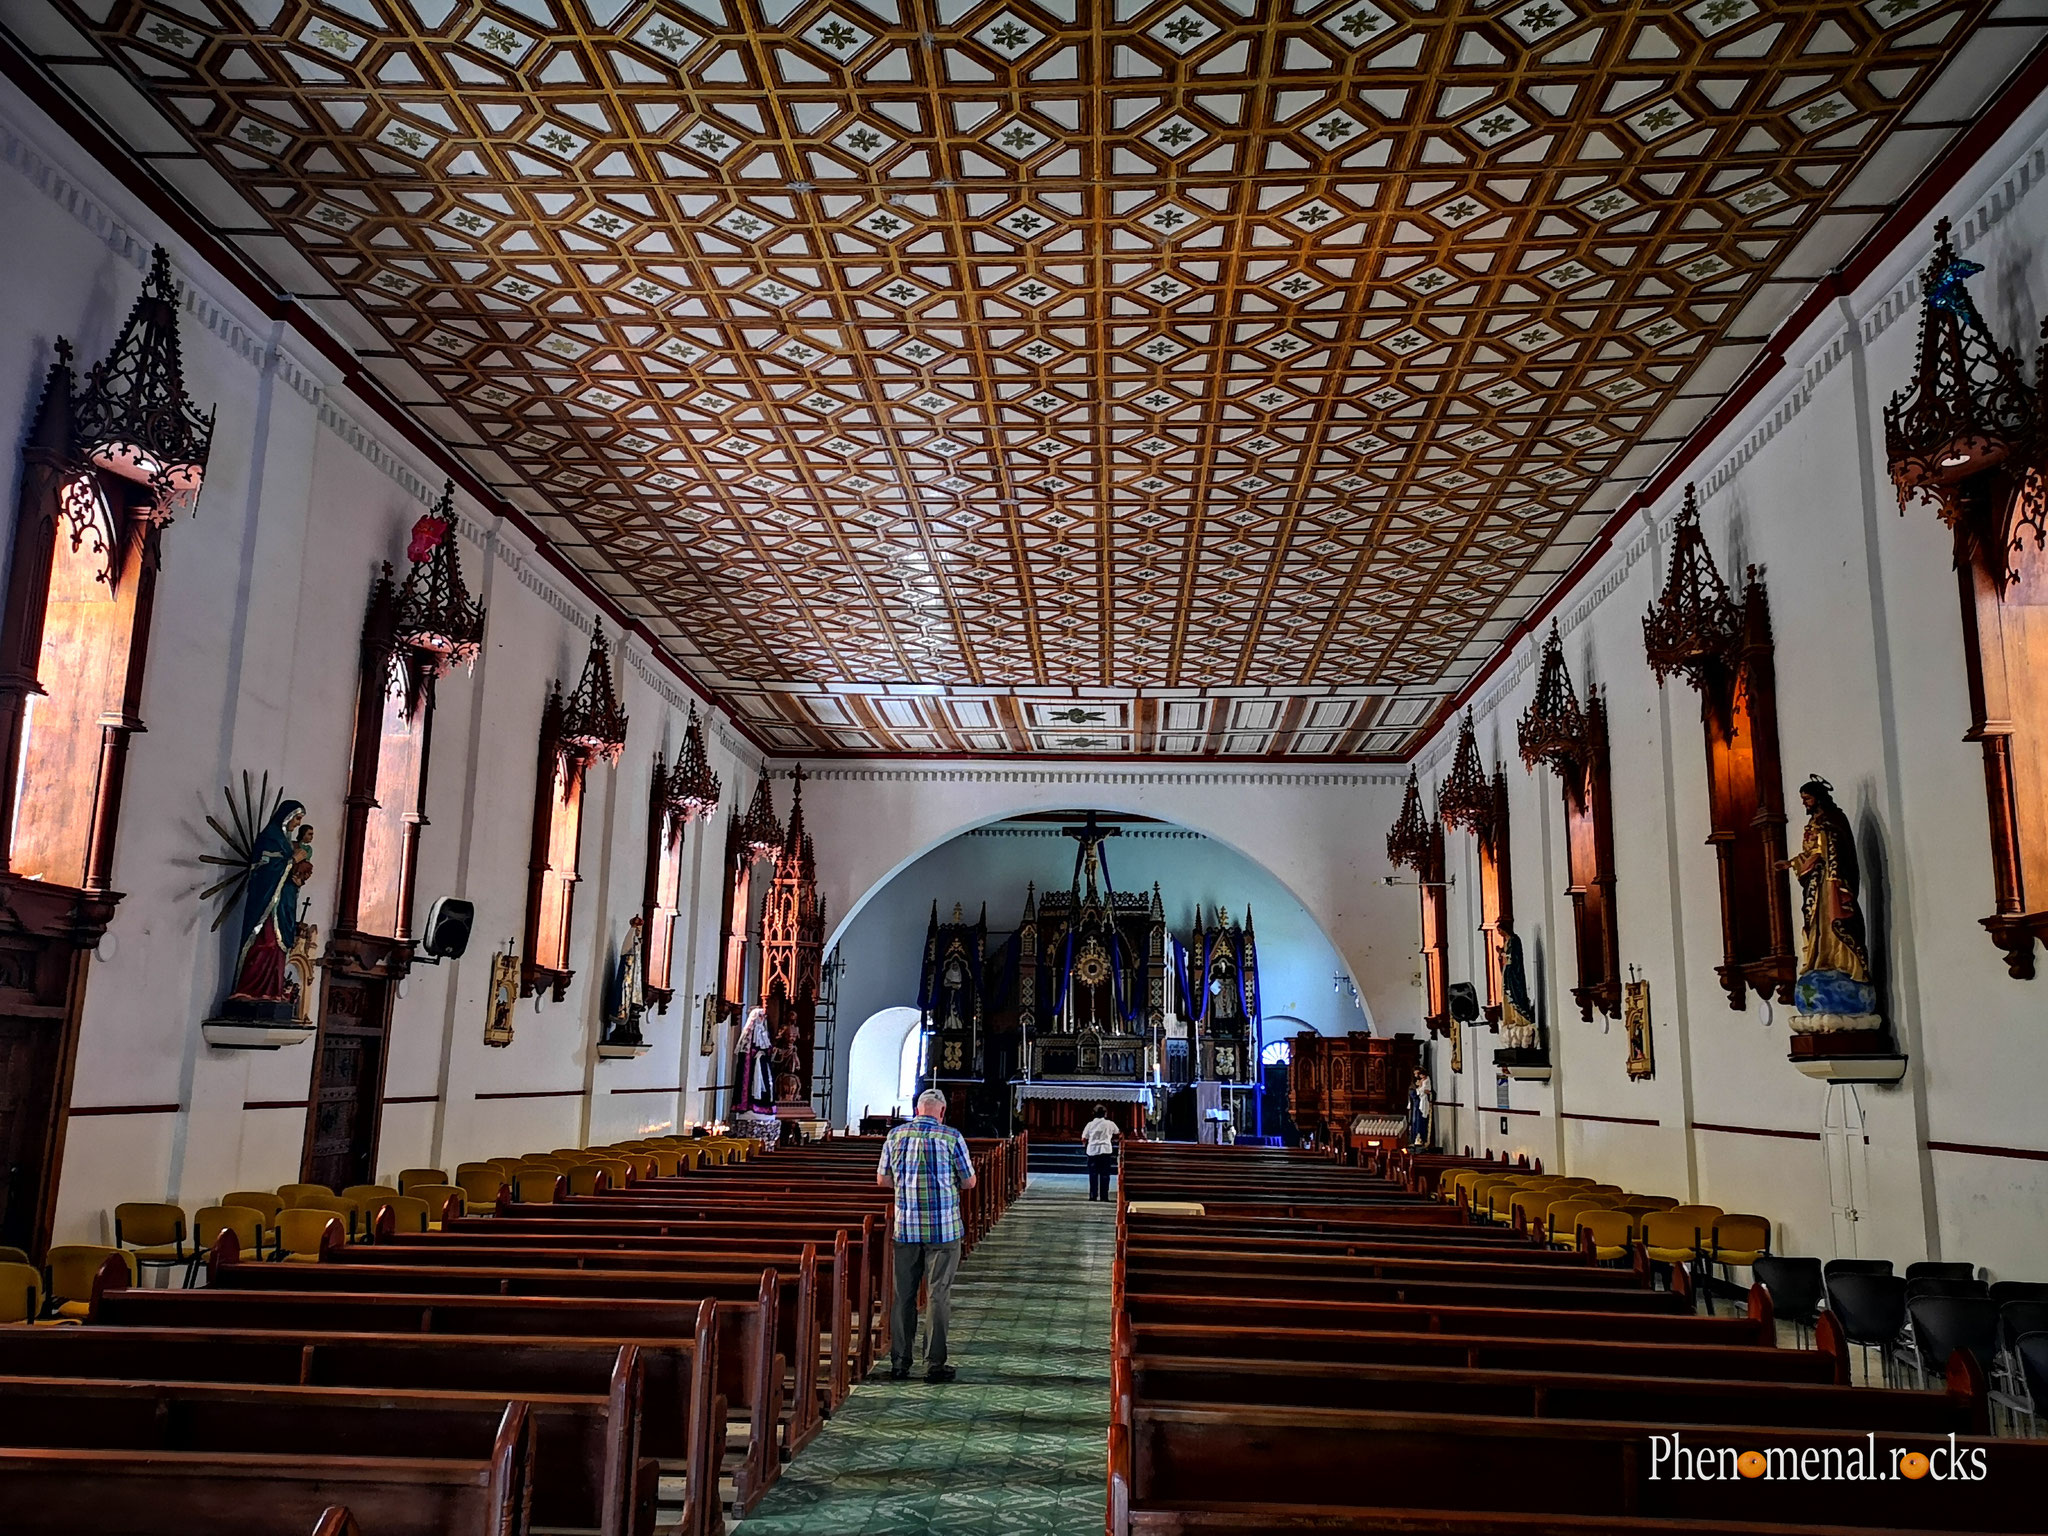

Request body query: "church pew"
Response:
[1116, 1402, 2046, 1532]
[1124, 1292, 1766, 1347]
[1124, 1234, 1593, 1265]
[357, 1227, 854, 1414]
[1123, 1247, 1645, 1292]
[95, 1277, 785, 1517]
[1119, 1353, 1987, 1437]
[430, 1211, 883, 1373]
[1122, 1265, 1675, 1313]
[0, 1324, 722, 1536]
[203, 1244, 822, 1466]
[1113, 1493, 2008, 1536]
[0, 1373, 655, 1536]
[1126, 1323, 1839, 1385]
[0, 1401, 534, 1536]
[1125, 1210, 1500, 1240]
[442, 1211, 888, 1373]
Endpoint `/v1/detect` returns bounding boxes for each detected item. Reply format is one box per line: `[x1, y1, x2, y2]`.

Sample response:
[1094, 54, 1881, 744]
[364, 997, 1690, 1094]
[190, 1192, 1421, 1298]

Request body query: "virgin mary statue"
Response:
[1782, 776, 1878, 1028]
[736, 1005, 775, 1113]
[226, 799, 311, 1010]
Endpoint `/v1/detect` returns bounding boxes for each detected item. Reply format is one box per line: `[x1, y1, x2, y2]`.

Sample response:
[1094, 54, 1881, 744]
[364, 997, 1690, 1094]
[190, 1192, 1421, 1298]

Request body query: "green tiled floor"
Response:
[737, 1172, 1112, 1536]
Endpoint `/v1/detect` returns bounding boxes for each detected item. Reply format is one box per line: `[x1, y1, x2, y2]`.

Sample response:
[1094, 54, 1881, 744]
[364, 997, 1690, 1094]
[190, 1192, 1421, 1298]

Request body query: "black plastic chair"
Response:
[1906, 1275, 1989, 1303]
[2017, 1333, 2048, 1424]
[1823, 1257, 1893, 1282]
[1754, 1255, 1823, 1345]
[1905, 1260, 1976, 1282]
[1826, 1272, 1908, 1385]
[1909, 1295, 2000, 1384]
[2000, 1300, 2048, 1353]
[1991, 1280, 2048, 1306]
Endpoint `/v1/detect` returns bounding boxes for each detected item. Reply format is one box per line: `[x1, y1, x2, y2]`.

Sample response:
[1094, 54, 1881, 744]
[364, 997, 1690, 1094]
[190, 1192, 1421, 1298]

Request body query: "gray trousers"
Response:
[891, 1239, 961, 1368]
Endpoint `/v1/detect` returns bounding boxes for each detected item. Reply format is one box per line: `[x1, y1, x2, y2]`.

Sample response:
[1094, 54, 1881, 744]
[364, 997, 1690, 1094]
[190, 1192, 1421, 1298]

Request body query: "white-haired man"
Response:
[876, 1086, 977, 1382]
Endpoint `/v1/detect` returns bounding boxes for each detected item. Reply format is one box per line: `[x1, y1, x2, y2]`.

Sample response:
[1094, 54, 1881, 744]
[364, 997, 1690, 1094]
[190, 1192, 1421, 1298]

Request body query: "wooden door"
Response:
[0, 1016, 63, 1253]
[302, 974, 392, 1190]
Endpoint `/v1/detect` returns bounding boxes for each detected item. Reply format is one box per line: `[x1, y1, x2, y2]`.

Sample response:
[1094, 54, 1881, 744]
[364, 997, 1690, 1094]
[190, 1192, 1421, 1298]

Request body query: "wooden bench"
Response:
[1123, 1292, 1756, 1346]
[1123, 1266, 1678, 1313]
[1116, 1401, 2046, 1531]
[0, 1372, 655, 1536]
[358, 1228, 856, 1413]
[0, 1401, 533, 1536]
[0, 1324, 723, 1536]
[95, 1276, 785, 1517]
[1119, 1353, 1986, 1436]
[204, 1233, 823, 1464]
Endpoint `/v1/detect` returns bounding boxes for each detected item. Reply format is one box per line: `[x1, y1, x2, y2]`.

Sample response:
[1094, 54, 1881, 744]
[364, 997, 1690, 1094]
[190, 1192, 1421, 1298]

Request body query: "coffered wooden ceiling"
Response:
[10, 0, 2037, 756]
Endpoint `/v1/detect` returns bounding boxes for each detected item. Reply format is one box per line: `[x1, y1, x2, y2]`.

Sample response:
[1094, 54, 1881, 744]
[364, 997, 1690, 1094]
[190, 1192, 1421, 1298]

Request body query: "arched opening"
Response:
[843, 1005, 922, 1129]
[823, 811, 1378, 1136]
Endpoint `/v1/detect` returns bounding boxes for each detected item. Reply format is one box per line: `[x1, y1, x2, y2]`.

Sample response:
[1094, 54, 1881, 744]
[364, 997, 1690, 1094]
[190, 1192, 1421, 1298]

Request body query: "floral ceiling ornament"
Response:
[1517, 621, 1588, 776]
[1883, 218, 2043, 580]
[1385, 766, 1432, 872]
[666, 704, 723, 822]
[392, 479, 486, 681]
[556, 618, 629, 764]
[69, 245, 216, 524]
[1642, 484, 1744, 691]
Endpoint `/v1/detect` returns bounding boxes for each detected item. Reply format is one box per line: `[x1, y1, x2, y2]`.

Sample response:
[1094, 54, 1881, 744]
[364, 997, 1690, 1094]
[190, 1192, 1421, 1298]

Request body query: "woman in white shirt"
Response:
[1081, 1104, 1120, 1202]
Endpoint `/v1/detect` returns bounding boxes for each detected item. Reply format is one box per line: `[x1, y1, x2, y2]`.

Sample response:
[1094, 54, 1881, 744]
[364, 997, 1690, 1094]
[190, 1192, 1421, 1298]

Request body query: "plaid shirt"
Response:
[878, 1115, 974, 1245]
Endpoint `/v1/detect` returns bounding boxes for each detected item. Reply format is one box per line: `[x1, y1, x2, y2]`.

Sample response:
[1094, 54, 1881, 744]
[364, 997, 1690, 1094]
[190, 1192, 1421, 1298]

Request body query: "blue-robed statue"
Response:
[225, 798, 312, 1009]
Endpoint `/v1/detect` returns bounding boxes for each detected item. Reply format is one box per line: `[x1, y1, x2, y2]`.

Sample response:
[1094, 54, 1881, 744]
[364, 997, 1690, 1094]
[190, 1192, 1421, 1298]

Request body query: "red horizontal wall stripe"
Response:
[474, 1089, 587, 1101]
[1926, 1139, 2048, 1163]
[1562, 1112, 1662, 1128]
[69, 1103, 180, 1117]
[1690, 1121, 1821, 1143]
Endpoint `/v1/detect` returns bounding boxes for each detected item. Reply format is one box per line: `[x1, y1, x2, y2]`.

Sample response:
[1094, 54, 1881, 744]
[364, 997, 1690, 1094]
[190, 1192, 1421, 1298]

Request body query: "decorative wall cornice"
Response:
[802, 765, 1405, 789]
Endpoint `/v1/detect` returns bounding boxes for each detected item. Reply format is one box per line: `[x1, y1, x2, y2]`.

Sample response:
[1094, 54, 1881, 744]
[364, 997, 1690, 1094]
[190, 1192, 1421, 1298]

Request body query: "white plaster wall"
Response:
[822, 818, 1378, 1123]
[1410, 95, 2048, 1278]
[0, 79, 760, 1243]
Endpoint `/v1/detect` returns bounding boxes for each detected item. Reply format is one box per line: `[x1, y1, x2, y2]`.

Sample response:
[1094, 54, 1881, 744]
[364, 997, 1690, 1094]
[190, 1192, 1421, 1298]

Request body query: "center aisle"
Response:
[737, 1171, 1112, 1536]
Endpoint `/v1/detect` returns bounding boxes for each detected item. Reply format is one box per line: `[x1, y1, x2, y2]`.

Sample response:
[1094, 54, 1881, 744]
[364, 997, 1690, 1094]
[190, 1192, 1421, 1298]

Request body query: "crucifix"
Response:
[1064, 810, 1121, 900]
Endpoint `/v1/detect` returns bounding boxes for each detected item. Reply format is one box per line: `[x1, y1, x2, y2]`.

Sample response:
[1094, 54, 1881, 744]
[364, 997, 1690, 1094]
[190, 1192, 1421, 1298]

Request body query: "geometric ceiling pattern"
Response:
[14, 0, 2026, 755]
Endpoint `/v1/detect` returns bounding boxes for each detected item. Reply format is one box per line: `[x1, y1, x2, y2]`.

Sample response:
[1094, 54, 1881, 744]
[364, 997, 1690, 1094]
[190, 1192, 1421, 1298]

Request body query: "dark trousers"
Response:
[890, 1239, 961, 1369]
[1087, 1152, 1115, 1202]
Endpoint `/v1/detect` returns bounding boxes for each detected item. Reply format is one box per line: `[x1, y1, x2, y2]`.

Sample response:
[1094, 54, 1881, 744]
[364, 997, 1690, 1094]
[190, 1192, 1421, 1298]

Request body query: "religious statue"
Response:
[736, 1004, 775, 1113]
[1779, 776, 1881, 1032]
[1498, 924, 1540, 1052]
[771, 1018, 805, 1104]
[484, 949, 518, 1048]
[200, 775, 316, 1024]
[603, 916, 646, 1049]
[1624, 971, 1654, 1080]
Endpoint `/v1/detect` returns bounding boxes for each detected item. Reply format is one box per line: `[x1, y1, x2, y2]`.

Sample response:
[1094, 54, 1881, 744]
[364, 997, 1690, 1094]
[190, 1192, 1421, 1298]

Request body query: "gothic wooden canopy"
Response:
[12, 0, 2031, 756]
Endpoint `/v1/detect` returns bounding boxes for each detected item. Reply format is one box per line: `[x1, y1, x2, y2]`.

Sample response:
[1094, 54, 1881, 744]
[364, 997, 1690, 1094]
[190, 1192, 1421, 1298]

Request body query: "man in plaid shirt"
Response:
[877, 1087, 978, 1382]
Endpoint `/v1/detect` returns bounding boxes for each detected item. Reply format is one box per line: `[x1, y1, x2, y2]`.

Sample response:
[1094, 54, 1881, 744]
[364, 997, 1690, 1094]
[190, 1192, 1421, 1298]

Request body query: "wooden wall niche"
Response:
[1437, 713, 1514, 1024]
[523, 621, 628, 1001]
[306, 486, 483, 1187]
[1884, 222, 2048, 978]
[641, 705, 721, 1014]
[717, 772, 782, 1025]
[0, 249, 213, 1254]
[1518, 623, 1622, 1021]
[1386, 768, 1450, 1036]
[1643, 485, 1797, 1011]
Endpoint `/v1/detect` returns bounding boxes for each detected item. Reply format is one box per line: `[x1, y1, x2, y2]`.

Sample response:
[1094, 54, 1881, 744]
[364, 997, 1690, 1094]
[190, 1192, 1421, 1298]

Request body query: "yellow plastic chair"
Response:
[274, 1209, 344, 1263]
[288, 1191, 361, 1242]
[396, 1168, 447, 1195]
[1644, 1204, 1723, 1290]
[0, 1262, 41, 1324]
[512, 1169, 565, 1204]
[456, 1166, 508, 1211]
[614, 1151, 655, 1180]
[46, 1245, 135, 1320]
[1577, 1208, 1637, 1263]
[113, 1202, 188, 1282]
[1509, 1187, 1562, 1233]
[342, 1184, 401, 1210]
[642, 1148, 683, 1178]
[552, 1148, 597, 1163]
[375, 1195, 432, 1237]
[277, 1182, 331, 1206]
[1710, 1214, 1773, 1288]
[405, 1184, 467, 1228]
[0, 1245, 28, 1267]
[189, 1205, 267, 1281]
[221, 1190, 284, 1247]
[566, 1165, 609, 1197]
[590, 1156, 632, 1187]
[1543, 1199, 1602, 1249]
